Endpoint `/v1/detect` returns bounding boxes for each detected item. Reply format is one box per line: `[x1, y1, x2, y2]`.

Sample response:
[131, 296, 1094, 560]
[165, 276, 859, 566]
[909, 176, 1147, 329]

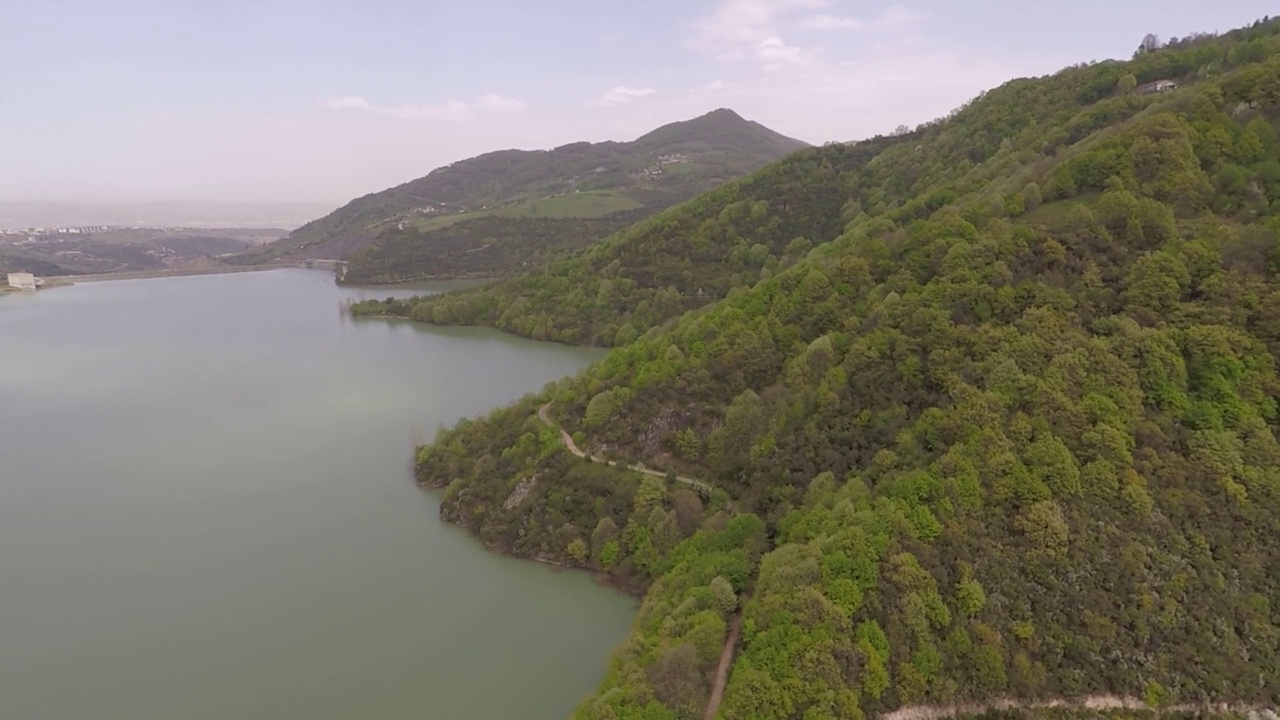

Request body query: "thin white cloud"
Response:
[320, 93, 525, 121]
[754, 36, 814, 68]
[686, 0, 828, 63]
[799, 14, 859, 29]
[800, 5, 928, 31]
[473, 93, 526, 112]
[688, 1, 926, 70]
[588, 86, 658, 106]
[322, 96, 370, 110]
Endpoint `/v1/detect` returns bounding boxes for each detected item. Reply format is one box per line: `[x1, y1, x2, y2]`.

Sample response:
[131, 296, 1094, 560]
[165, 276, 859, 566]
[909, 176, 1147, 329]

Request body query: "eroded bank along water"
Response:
[0, 269, 632, 720]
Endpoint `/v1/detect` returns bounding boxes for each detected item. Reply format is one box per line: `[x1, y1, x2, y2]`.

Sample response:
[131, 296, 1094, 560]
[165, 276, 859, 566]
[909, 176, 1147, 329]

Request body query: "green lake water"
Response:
[0, 269, 632, 719]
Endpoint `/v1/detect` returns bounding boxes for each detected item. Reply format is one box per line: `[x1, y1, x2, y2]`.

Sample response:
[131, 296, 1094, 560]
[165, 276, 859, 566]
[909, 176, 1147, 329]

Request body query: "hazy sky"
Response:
[2, 1, 1273, 204]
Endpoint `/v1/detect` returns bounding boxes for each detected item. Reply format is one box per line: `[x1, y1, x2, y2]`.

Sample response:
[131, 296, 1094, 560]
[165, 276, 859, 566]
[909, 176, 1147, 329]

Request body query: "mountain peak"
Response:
[703, 107, 744, 120]
[633, 109, 808, 155]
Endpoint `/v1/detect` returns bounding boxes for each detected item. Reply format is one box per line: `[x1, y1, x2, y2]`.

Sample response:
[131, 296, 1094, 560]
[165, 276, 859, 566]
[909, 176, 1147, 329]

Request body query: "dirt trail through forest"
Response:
[537, 403, 713, 494]
[702, 612, 744, 719]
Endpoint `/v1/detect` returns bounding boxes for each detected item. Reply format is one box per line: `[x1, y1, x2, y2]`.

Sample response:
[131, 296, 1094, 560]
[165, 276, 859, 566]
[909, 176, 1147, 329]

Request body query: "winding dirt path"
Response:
[540, 402, 745, 720]
[703, 611, 744, 720]
[537, 403, 714, 495]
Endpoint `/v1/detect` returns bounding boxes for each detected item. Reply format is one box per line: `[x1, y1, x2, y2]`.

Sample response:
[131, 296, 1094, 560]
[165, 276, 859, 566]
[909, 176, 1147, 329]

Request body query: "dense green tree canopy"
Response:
[400, 18, 1280, 720]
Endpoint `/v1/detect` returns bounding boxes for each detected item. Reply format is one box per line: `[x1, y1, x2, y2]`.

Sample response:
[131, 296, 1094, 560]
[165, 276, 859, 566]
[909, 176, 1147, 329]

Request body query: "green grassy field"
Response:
[659, 161, 701, 176]
[402, 210, 486, 232]
[396, 190, 642, 234]
[490, 191, 643, 219]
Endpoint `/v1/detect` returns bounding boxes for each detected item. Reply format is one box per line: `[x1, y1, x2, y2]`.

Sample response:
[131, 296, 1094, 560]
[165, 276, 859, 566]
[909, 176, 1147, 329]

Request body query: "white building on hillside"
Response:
[7, 272, 36, 290]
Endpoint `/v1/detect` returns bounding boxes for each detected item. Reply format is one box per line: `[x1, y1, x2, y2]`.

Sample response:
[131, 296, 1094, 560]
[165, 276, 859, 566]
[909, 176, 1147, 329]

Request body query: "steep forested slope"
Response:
[339, 208, 654, 282]
[353, 133, 910, 343]
[248, 109, 807, 281]
[410, 19, 1280, 720]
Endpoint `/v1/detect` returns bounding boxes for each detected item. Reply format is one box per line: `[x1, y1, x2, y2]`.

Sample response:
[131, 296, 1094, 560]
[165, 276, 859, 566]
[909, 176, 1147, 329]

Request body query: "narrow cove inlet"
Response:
[0, 269, 634, 720]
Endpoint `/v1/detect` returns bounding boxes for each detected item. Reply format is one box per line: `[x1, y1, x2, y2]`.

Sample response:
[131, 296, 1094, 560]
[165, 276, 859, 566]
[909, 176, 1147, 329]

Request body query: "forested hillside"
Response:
[353, 133, 909, 342]
[339, 207, 653, 281]
[248, 109, 807, 282]
[407, 18, 1280, 720]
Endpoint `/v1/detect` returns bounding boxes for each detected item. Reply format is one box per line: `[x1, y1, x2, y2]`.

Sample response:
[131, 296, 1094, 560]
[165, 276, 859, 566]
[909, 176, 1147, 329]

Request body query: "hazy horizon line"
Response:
[0, 199, 345, 208]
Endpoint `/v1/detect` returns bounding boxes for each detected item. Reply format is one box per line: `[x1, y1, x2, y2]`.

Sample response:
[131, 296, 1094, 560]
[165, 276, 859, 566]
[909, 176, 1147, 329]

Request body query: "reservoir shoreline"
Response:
[0, 269, 632, 720]
[40, 263, 312, 287]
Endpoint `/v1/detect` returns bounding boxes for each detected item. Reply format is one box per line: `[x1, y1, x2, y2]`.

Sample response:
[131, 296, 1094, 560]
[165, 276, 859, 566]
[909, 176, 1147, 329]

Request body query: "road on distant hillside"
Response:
[882, 698, 1275, 720]
[537, 403, 714, 496]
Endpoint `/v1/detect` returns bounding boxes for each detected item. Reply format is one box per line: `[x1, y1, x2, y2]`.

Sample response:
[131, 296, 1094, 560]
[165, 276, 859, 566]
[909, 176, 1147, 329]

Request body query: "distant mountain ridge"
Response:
[248, 109, 808, 279]
[0, 201, 334, 230]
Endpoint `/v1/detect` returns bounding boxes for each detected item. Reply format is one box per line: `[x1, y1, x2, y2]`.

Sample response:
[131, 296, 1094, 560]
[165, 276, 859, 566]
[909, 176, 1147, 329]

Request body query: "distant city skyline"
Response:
[3, 1, 1274, 204]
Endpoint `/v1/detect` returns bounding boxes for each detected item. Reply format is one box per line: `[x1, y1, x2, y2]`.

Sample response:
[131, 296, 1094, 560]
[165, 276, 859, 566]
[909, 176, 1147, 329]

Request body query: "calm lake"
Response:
[0, 269, 632, 720]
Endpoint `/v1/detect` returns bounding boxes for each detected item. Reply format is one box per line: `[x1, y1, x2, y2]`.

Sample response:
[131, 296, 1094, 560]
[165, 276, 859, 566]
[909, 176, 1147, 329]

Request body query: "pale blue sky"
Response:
[2, 1, 1273, 203]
